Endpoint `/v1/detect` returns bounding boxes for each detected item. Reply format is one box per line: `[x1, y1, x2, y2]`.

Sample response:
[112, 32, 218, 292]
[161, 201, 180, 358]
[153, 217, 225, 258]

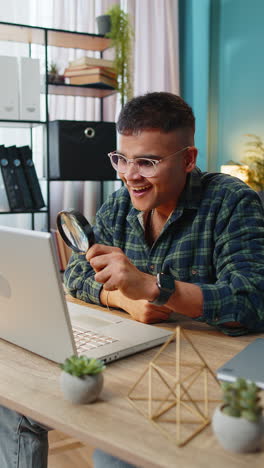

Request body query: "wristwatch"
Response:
[149, 273, 176, 306]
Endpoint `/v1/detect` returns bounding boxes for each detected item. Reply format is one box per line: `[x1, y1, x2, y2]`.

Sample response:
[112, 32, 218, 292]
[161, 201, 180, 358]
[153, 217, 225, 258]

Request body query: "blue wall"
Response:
[180, 0, 264, 171]
[216, 0, 264, 170]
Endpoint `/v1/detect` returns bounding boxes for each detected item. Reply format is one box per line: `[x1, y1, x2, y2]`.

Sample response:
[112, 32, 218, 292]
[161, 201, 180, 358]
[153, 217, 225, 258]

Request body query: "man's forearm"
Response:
[100, 288, 132, 310]
[100, 280, 243, 327]
[150, 279, 242, 327]
[165, 281, 203, 318]
[100, 279, 203, 318]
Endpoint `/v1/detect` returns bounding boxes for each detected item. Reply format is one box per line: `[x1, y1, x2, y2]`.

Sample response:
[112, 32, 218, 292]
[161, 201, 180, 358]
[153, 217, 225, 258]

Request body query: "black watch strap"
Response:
[149, 273, 175, 306]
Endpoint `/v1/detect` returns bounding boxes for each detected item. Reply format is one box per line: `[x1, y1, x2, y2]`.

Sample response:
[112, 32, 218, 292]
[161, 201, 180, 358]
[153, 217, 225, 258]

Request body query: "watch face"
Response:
[159, 273, 175, 293]
[149, 273, 175, 306]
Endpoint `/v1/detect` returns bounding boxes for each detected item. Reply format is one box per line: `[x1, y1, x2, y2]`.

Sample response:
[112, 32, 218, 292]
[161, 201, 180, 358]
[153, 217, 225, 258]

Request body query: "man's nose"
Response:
[125, 161, 142, 178]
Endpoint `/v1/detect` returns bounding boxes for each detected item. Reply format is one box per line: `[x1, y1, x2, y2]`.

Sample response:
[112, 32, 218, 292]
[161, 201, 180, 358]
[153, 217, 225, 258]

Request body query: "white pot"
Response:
[60, 371, 104, 404]
[212, 405, 264, 453]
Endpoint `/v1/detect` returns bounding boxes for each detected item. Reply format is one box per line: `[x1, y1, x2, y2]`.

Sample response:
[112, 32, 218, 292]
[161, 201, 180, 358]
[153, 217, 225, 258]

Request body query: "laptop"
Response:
[0, 225, 173, 364]
[216, 338, 264, 389]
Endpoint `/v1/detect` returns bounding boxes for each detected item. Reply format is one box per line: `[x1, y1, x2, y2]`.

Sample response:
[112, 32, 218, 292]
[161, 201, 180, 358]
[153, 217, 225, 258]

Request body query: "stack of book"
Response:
[64, 56, 117, 88]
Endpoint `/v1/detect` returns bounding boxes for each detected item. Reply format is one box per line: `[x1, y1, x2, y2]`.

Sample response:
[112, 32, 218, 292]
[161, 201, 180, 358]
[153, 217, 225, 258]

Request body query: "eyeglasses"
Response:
[107, 147, 189, 178]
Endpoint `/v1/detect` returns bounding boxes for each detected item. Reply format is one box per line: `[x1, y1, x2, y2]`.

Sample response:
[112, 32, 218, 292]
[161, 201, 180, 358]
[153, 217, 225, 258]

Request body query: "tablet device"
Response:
[216, 338, 264, 389]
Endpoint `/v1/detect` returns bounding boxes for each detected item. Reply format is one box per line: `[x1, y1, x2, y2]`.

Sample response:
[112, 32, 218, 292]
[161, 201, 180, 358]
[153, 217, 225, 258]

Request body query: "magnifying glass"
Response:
[56, 209, 95, 253]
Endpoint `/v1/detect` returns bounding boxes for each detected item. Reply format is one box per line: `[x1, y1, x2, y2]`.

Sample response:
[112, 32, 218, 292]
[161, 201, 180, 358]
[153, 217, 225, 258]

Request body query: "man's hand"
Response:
[86, 244, 158, 301]
[125, 300, 173, 323]
[87, 244, 204, 322]
[101, 288, 173, 324]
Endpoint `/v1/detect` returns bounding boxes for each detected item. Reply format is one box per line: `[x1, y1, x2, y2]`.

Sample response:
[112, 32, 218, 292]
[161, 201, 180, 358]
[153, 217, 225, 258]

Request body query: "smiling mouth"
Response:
[131, 185, 152, 193]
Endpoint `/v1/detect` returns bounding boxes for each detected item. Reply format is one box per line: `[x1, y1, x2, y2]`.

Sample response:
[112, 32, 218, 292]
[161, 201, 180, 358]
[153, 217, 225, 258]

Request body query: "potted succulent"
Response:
[212, 378, 264, 453]
[48, 61, 64, 84]
[60, 355, 105, 404]
[97, 4, 134, 106]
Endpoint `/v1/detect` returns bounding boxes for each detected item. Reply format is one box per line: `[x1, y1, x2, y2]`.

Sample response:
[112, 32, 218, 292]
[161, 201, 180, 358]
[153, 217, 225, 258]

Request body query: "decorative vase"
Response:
[60, 371, 104, 404]
[96, 15, 111, 36]
[212, 405, 264, 453]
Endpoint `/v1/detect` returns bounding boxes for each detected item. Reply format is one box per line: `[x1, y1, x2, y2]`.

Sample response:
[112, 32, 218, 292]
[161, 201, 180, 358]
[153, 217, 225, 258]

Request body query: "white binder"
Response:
[0, 56, 19, 120]
[18, 57, 40, 121]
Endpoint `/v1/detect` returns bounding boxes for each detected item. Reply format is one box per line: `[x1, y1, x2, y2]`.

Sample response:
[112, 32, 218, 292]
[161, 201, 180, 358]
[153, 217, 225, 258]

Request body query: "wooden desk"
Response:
[0, 298, 263, 468]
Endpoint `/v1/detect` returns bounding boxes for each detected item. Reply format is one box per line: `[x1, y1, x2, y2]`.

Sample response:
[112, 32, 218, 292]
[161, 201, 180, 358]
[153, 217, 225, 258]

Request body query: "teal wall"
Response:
[179, 0, 264, 171]
[179, 0, 210, 171]
[216, 0, 264, 170]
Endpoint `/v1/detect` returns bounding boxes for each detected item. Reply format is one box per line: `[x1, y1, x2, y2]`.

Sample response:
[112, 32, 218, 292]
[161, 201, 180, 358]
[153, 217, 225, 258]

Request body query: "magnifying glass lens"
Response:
[57, 210, 94, 253]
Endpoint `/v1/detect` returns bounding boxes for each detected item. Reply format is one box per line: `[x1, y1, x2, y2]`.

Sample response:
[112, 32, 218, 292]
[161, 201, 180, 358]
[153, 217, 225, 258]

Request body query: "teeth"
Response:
[132, 185, 151, 191]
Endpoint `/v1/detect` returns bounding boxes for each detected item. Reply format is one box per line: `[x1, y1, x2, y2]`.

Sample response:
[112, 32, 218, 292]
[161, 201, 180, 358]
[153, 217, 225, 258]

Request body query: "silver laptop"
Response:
[216, 338, 264, 389]
[0, 225, 172, 364]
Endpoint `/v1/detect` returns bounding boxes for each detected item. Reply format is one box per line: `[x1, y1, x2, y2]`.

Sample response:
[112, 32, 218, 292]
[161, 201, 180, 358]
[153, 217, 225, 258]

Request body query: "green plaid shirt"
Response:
[64, 168, 264, 336]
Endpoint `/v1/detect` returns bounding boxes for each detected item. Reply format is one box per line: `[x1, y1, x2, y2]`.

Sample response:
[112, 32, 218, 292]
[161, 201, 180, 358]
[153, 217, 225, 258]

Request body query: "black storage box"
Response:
[48, 120, 117, 181]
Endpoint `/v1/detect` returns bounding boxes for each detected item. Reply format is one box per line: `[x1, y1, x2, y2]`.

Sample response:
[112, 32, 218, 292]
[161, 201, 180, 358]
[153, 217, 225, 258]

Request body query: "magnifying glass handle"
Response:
[87, 229, 95, 249]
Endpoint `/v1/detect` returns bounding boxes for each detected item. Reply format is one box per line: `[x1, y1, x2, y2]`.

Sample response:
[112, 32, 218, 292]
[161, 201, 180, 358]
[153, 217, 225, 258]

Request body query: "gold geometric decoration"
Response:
[127, 326, 221, 447]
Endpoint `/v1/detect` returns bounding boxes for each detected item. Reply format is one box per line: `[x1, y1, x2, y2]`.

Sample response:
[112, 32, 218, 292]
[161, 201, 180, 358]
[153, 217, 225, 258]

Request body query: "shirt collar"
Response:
[177, 166, 202, 210]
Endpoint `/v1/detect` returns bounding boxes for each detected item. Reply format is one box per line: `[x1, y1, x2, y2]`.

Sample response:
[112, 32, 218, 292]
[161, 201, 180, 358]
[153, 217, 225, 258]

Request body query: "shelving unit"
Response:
[48, 83, 116, 98]
[0, 21, 116, 231]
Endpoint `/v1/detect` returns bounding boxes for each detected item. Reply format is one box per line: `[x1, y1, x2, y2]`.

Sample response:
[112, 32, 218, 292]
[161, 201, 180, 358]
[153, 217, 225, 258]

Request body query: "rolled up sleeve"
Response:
[197, 190, 264, 335]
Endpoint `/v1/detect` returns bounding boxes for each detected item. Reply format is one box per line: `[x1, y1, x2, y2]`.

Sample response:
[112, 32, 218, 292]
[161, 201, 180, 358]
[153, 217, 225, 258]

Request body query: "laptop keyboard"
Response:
[73, 325, 119, 353]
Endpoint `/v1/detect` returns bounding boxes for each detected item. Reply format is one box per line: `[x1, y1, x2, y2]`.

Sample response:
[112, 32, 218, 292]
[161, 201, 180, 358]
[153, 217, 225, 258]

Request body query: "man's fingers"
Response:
[86, 244, 121, 262]
[134, 303, 173, 324]
[94, 267, 119, 291]
[137, 310, 172, 324]
[90, 254, 109, 271]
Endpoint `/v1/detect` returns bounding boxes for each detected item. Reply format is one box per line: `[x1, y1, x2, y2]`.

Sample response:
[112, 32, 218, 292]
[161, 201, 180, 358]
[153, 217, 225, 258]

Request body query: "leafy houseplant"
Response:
[105, 4, 134, 106]
[60, 355, 105, 404]
[212, 378, 264, 453]
[243, 134, 264, 192]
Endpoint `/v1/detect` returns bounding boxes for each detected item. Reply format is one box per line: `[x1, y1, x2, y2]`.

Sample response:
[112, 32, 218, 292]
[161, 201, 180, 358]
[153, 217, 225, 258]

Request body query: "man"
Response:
[1, 92, 264, 468]
[65, 92, 264, 335]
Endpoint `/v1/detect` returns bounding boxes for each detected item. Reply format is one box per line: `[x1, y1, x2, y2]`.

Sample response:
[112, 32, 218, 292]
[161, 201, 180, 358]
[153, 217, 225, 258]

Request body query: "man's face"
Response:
[118, 130, 197, 215]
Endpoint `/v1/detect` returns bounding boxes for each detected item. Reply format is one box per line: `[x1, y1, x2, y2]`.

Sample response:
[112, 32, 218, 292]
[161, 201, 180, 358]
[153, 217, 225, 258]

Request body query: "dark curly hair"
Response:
[117, 92, 195, 135]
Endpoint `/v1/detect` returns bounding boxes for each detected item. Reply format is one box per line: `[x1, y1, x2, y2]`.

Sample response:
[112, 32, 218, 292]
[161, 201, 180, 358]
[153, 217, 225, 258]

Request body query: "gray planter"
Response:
[60, 371, 104, 404]
[96, 15, 111, 36]
[48, 74, 65, 84]
[212, 405, 264, 453]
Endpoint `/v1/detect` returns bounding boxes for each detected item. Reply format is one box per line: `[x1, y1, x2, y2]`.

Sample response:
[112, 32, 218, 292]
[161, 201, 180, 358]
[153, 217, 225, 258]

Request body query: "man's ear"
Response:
[184, 146, 198, 172]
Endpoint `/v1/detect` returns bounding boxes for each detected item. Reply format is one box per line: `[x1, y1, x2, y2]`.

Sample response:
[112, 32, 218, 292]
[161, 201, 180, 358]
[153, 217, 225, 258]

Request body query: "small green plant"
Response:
[60, 355, 105, 378]
[106, 4, 134, 106]
[48, 61, 59, 76]
[221, 378, 262, 422]
[243, 134, 264, 191]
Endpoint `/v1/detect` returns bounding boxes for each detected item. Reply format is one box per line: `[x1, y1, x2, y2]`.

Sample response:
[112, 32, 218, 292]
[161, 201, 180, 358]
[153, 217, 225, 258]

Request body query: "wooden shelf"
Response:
[0, 21, 111, 51]
[48, 83, 116, 98]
